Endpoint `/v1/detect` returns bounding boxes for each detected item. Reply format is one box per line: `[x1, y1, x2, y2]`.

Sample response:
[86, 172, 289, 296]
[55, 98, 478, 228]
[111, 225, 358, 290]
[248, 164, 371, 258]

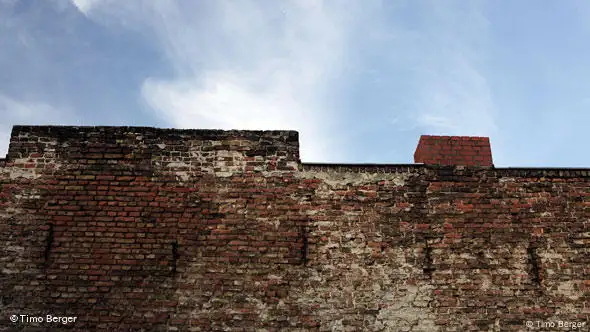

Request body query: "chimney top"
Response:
[414, 135, 493, 167]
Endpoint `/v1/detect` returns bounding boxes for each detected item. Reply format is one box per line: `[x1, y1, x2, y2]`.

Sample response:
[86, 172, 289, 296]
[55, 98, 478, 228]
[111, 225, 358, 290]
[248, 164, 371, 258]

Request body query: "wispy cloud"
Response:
[415, 48, 497, 136]
[73, 0, 374, 162]
[379, 0, 497, 137]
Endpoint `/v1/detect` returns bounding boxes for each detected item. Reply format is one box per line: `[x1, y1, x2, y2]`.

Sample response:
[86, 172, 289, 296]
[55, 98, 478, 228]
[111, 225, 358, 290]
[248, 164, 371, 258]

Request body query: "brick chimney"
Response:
[414, 135, 493, 167]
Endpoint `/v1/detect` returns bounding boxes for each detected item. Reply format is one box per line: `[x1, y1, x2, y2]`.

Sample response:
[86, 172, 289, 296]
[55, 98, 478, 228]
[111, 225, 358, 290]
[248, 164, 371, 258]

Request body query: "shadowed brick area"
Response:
[0, 126, 589, 331]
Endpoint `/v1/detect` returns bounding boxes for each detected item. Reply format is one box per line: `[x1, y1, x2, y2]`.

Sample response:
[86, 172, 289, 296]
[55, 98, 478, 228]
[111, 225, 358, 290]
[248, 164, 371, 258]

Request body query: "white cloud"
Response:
[0, 94, 75, 157]
[0, 127, 9, 159]
[73, 0, 373, 162]
[70, 0, 104, 16]
[69, 0, 497, 161]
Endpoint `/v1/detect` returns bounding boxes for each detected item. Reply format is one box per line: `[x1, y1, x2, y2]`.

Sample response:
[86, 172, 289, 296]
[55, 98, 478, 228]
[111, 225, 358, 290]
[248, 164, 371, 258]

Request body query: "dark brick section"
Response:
[1, 126, 589, 331]
[414, 135, 493, 167]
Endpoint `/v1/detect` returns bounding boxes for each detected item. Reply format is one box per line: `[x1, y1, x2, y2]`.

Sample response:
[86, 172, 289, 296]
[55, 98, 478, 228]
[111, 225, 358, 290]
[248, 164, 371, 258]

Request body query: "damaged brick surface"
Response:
[0, 126, 589, 331]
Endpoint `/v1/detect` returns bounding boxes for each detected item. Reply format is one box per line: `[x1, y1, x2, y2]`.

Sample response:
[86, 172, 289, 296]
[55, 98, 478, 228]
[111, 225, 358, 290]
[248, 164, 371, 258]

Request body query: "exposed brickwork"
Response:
[0, 126, 588, 331]
[414, 135, 493, 167]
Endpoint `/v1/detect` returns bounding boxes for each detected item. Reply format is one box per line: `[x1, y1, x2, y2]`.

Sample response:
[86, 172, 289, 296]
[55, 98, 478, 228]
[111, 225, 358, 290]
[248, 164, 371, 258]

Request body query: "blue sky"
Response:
[1, 0, 590, 166]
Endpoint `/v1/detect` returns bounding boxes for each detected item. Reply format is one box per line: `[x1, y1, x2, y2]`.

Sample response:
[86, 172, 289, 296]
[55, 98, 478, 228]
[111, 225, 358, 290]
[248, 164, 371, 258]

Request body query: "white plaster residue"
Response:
[498, 177, 515, 183]
[350, 264, 369, 277]
[162, 161, 193, 181]
[456, 274, 469, 284]
[13, 188, 41, 200]
[305, 209, 320, 216]
[538, 251, 564, 260]
[5, 246, 25, 252]
[480, 274, 492, 291]
[459, 253, 474, 260]
[374, 284, 438, 331]
[214, 150, 235, 158]
[176, 172, 190, 182]
[1, 161, 42, 179]
[328, 319, 344, 331]
[215, 171, 233, 178]
[246, 297, 270, 322]
[297, 170, 410, 188]
[166, 161, 190, 168]
[550, 302, 580, 315]
[555, 281, 581, 300]
[285, 161, 299, 170]
[271, 218, 280, 229]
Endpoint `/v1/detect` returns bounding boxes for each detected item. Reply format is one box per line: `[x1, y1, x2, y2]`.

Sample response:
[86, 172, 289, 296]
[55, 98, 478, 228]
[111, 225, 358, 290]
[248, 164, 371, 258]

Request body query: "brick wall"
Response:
[0, 126, 588, 331]
[414, 135, 493, 167]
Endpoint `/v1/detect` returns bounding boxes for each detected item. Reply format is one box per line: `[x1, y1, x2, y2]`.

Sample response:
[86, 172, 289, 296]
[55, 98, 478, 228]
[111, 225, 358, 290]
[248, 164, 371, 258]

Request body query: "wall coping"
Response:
[302, 163, 590, 177]
[6, 126, 590, 177]
[10, 125, 299, 137]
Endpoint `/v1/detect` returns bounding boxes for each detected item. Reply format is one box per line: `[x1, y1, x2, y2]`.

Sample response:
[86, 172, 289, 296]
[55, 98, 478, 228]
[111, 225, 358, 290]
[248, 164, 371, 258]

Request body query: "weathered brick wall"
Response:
[1, 126, 589, 331]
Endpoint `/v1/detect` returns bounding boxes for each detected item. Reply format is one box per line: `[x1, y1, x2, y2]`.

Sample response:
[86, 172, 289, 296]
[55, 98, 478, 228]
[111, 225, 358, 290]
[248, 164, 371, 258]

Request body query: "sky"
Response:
[1, 0, 590, 167]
